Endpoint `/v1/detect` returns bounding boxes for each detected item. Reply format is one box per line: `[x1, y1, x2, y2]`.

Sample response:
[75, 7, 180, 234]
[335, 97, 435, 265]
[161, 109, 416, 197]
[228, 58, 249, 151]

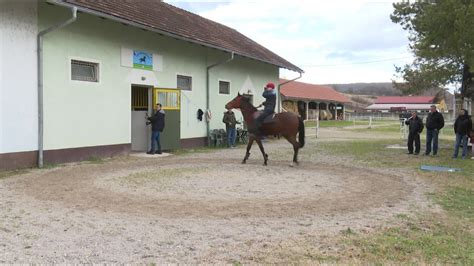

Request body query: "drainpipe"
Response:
[206, 52, 235, 140]
[277, 72, 302, 112]
[37, 6, 77, 168]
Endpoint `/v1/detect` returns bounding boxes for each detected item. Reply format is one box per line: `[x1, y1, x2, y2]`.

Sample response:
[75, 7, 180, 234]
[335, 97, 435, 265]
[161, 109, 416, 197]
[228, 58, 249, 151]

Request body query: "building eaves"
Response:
[51, 0, 304, 73]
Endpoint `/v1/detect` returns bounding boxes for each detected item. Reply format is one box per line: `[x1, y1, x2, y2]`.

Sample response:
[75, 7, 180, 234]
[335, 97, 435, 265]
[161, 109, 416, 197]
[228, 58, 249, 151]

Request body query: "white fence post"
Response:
[316, 116, 320, 138]
[400, 118, 407, 139]
[368, 116, 372, 129]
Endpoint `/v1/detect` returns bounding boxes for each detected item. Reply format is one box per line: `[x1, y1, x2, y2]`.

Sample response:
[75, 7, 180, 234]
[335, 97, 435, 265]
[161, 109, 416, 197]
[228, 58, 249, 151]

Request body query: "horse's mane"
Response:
[240, 96, 258, 112]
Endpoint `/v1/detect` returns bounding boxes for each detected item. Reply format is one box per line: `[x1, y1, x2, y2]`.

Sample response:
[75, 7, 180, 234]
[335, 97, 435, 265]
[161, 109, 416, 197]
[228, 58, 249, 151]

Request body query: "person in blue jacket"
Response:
[254, 82, 276, 137]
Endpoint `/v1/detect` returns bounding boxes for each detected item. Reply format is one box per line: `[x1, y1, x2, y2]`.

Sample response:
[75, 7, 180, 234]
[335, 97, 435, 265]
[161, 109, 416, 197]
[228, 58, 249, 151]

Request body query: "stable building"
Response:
[280, 80, 350, 120]
[365, 96, 437, 113]
[0, 0, 302, 170]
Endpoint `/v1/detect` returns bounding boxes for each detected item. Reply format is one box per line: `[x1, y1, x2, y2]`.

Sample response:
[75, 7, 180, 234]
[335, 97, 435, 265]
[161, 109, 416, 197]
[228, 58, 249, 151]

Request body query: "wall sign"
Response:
[133, 50, 153, 70]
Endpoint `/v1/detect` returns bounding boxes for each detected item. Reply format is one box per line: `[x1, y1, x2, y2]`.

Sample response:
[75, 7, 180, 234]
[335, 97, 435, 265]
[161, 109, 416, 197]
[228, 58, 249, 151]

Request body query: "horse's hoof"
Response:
[242, 160, 246, 164]
[289, 163, 294, 167]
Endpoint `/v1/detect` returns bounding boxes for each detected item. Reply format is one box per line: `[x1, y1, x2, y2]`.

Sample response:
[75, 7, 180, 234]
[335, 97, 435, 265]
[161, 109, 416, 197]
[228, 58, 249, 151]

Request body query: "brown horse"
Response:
[225, 93, 305, 166]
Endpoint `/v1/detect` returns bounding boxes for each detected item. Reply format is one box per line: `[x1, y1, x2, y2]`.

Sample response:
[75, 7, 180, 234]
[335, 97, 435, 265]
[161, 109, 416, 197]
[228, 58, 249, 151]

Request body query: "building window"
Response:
[177, 75, 192, 91]
[154, 89, 180, 110]
[219, 80, 230, 94]
[71, 59, 99, 82]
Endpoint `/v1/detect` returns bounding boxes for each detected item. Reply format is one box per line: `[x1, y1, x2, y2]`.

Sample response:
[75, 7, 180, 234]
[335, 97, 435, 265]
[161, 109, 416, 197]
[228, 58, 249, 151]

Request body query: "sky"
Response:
[164, 0, 414, 85]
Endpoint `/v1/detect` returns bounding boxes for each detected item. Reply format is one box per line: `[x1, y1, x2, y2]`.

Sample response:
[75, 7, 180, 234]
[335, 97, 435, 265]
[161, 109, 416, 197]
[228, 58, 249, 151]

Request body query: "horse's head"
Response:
[225, 93, 249, 110]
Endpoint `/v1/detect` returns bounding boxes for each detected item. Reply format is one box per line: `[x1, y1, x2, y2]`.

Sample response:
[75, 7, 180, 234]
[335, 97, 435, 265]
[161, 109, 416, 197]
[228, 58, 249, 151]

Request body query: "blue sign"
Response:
[133, 50, 153, 70]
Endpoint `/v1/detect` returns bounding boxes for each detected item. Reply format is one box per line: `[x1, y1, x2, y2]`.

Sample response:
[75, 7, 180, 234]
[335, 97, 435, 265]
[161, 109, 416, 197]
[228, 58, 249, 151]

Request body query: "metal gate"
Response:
[153, 88, 181, 150]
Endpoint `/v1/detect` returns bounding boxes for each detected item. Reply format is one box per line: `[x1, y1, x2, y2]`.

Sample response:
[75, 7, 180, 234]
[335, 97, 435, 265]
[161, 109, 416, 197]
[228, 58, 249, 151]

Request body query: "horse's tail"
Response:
[298, 116, 305, 148]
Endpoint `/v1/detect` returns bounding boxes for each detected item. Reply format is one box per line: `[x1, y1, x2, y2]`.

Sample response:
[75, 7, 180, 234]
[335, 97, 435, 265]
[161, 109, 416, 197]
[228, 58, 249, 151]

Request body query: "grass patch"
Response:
[85, 156, 105, 164]
[42, 163, 61, 169]
[314, 138, 474, 179]
[435, 187, 474, 221]
[351, 123, 401, 132]
[304, 128, 474, 264]
[344, 216, 474, 264]
[121, 167, 208, 184]
[305, 120, 400, 128]
[172, 144, 233, 155]
[0, 169, 29, 180]
[305, 120, 363, 128]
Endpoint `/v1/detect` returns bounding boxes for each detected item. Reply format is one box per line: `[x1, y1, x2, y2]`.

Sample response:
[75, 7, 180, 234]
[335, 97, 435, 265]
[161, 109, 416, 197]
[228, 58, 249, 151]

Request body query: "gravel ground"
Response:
[0, 128, 434, 263]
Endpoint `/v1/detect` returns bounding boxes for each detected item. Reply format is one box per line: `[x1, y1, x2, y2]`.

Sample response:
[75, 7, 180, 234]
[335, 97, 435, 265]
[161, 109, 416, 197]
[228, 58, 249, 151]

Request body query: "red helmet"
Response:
[265, 82, 275, 89]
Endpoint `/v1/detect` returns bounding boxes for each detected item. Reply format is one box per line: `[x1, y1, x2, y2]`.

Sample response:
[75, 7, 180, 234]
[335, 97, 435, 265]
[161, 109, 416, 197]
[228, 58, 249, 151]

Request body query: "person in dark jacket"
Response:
[146, 103, 165, 154]
[452, 109, 472, 159]
[222, 109, 240, 148]
[424, 105, 445, 156]
[253, 82, 276, 137]
[405, 111, 424, 155]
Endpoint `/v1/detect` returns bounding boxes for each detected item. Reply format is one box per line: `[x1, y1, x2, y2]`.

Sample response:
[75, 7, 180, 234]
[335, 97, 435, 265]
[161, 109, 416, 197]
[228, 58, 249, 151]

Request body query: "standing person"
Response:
[470, 130, 474, 159]
[405, 111, 424, 155]
[222, 109, 239, 148]
[452, 109, 472, 159]
[424, 105, 445, 156]
[254, 82, 277, 137]
[146, 103, 165, 154]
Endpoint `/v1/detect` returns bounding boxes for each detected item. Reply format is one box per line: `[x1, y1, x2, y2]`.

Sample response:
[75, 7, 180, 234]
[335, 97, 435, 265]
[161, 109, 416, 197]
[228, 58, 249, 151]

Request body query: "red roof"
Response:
[57, 0, 302, 73]
[280, 79, 350, 103]
[375, 96, 435, 104]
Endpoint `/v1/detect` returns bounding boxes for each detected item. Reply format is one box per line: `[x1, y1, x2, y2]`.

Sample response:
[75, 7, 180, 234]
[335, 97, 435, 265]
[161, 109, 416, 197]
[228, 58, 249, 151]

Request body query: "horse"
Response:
[225, 93, 305, 166]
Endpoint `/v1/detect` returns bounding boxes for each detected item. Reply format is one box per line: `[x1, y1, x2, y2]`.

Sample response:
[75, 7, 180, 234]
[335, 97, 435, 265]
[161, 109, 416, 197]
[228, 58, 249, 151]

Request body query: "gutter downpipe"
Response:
[37, 6, 77, 168]
[277, 71, 303, 112]
[206, 52, 235, 141]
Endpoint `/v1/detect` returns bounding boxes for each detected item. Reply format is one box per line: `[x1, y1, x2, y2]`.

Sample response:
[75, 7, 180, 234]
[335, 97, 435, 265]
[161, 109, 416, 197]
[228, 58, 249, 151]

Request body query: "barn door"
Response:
[131, 85, 151, 151]
[153, 88, 181, 150]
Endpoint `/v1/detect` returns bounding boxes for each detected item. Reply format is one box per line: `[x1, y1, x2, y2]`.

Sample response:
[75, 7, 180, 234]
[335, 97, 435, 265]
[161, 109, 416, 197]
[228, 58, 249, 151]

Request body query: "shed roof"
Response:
[280, 79, 350, 103]
[55, 0, 303, 73]
[375, 96, 435, 104]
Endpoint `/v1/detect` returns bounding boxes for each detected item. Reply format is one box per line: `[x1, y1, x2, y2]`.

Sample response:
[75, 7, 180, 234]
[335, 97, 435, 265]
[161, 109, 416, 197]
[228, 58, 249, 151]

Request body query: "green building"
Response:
[0, 0, 302, 169]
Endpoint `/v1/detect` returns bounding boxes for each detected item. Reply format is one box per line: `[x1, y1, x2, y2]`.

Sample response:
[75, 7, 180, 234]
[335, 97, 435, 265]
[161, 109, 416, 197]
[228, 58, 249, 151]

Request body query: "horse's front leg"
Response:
[242, 136, 255, 164]
[256, 139, 268, 166]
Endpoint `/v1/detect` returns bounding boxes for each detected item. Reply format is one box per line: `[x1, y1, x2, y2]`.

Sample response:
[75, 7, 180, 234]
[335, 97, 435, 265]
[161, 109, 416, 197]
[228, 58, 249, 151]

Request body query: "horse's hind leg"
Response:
[284, 134, 300, 167]
[256, 139, 268, 166]
[242, 136, 255, 164]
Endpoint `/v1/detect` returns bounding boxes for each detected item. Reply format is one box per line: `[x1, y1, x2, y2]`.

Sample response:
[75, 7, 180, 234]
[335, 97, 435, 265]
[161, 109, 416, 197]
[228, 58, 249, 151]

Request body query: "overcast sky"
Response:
[164, 0, 413, 85]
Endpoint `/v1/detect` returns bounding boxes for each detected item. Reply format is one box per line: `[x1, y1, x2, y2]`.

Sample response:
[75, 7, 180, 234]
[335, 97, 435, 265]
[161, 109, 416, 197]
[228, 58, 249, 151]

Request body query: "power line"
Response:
[301, 56, 412, 67]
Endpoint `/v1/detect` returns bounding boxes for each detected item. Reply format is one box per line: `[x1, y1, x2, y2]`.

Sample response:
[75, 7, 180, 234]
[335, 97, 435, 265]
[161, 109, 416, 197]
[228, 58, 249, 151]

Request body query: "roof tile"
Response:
[59, 0, 302, 72]
[375, 96, 435, 104]
[280, 79, 350, 103]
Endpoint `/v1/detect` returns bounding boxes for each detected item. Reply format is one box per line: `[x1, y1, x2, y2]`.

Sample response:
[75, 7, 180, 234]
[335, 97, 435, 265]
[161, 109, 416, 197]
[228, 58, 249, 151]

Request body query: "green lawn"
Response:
[306, 126, 473, 264]
[305, 119, 402, 128]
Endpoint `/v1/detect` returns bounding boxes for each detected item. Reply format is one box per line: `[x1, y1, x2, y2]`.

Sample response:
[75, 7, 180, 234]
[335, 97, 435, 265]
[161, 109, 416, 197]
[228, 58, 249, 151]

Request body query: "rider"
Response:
[254, 82, 276, 137]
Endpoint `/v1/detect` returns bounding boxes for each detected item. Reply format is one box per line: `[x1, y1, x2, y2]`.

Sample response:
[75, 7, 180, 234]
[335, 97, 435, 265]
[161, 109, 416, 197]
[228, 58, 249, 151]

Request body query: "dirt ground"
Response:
[0, 127, 433, 263]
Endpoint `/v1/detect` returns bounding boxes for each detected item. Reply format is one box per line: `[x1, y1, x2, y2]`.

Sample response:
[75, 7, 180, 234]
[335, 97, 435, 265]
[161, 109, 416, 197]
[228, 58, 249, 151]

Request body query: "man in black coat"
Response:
[405, 111, 424, 155]
[146, 103, 165, 154]
[424, 105, 445, 156]
[452, 109, 473, 159]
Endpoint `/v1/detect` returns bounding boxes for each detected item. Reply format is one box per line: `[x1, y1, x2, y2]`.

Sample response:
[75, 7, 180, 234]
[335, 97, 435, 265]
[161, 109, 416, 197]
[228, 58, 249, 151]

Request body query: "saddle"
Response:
[254, 111, 277, 124]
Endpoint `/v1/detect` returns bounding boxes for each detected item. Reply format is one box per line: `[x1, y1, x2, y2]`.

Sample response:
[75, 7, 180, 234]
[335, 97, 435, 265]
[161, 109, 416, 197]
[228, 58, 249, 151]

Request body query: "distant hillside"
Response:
[328, 82, 402, 96]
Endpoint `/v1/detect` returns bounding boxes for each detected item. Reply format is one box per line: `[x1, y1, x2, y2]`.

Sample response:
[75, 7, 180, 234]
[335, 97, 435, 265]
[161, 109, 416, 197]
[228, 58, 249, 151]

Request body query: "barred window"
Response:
[155, 89, 180, 110]
[177, 75, 192, 91]
[71, 60, 99, 82]
[219, 80, 230, 94]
